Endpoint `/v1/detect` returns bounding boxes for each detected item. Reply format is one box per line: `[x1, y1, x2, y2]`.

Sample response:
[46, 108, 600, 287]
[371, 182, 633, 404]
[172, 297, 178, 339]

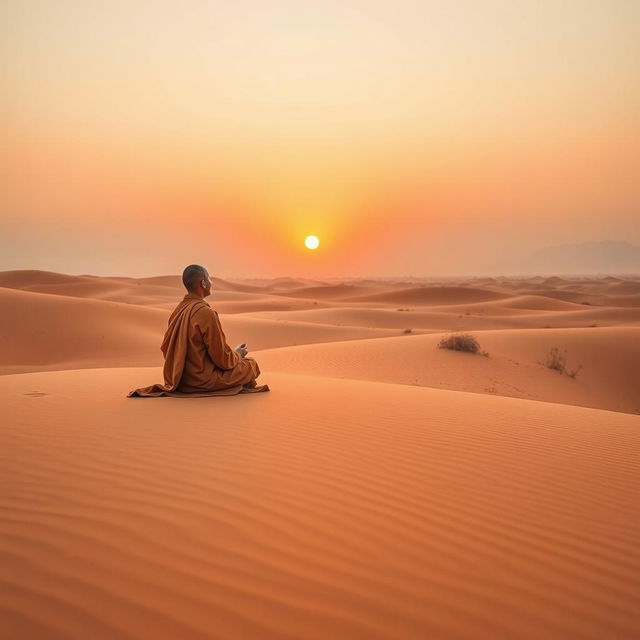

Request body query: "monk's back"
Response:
[179, 304, 219, 391]
[174, 297, 260, 393]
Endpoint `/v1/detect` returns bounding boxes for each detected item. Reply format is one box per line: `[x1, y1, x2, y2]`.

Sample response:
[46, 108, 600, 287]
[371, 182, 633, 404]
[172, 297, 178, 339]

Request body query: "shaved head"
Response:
[182, 264, 208, 292]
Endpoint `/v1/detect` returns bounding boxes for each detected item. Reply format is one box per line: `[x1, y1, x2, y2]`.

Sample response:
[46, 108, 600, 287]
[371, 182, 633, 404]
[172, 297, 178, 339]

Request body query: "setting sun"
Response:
[304, 235, 320, 250]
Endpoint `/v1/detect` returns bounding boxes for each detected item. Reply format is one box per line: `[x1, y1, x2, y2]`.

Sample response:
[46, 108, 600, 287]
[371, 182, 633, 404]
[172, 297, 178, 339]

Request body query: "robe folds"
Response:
[128, 293, 269, 397]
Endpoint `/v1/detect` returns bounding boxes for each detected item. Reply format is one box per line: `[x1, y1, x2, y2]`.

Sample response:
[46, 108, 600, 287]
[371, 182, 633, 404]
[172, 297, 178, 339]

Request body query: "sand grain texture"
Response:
[1, 369, 640, 639]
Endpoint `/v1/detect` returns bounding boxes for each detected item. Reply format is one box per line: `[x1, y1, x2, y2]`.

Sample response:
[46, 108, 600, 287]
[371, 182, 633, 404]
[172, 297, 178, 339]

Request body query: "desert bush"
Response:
[403, 328, 413, 334]
[544, 347, 582, 378]
[545, 347, 565, 372]
[438, 333, 482, 354]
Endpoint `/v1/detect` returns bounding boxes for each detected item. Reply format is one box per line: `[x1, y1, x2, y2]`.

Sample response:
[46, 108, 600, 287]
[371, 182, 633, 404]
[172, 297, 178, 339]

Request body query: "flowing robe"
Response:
[128, 293, 268, 397]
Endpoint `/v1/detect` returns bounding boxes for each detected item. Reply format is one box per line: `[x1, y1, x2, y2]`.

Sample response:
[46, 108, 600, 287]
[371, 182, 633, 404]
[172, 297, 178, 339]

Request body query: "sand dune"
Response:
[0, 287, 167, 374]
[257, 276, 331, 290]
[480, 294, 587, 311]
[277, 283, 397, 300]
[3, 272, 639, 379]
[128, 274, 183, 287]
[0, 270, 188, 308]
[3, 269, 640, 637]
[0, 287, 406, 375]
[1, 368, 639, 639]
[0, 270, 277, 304]
[345, 286, 511, 305]
[250, 303, 640, 332]
[251, 306, 530, 330]
[211, 297, 337, 315]
[0, 269, 84, 287]
[256, 327, 640, 414]
[403, 294, 586, 314]
[604, 282, 640, 295]
[217, 315, 414, 352]
[270, 277, 330, 289]
[251, 294, 590, 324]
[520, 288, 640, 307]
[607, 296, 640, 307]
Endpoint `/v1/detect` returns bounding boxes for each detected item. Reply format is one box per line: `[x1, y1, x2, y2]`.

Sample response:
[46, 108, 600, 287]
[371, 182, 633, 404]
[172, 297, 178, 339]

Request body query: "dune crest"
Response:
[255, 327, 640, 414]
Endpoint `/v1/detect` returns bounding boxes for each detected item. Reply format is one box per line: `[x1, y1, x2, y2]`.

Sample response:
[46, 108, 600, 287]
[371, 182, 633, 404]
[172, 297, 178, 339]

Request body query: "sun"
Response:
[304, 235, 320, 250]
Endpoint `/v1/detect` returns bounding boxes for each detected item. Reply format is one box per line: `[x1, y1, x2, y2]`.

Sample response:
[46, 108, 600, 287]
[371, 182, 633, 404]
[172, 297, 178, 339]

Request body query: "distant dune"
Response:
[278, 283, 393, 300]
[0, 286, 406, 375]
[250, 302, 640, 332]
[345, 286, 511, 305]
[238, 276, 330, 290]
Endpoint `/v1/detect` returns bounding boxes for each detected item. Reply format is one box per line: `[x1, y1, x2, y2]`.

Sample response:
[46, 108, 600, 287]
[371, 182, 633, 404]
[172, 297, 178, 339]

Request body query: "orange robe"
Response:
[128, 293, 268, 397]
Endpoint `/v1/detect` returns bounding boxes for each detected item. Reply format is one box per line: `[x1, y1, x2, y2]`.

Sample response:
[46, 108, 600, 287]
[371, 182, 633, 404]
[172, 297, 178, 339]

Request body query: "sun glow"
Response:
[304, 235, 320, 250]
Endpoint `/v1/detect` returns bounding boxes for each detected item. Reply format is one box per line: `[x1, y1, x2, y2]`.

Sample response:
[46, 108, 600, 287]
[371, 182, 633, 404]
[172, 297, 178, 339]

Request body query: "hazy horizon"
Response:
[2, 1, 639, 278]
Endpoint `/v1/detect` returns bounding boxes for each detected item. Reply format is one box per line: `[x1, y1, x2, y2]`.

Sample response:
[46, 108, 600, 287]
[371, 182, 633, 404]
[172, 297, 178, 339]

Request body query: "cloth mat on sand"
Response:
[127, 384, 270, 398]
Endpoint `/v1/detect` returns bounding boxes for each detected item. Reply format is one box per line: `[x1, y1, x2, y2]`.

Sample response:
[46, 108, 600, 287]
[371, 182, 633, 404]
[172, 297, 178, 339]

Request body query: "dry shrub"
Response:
[403, 328, 413, 334]
[438, 333, 484, 354]
[545, 347, 582, 378]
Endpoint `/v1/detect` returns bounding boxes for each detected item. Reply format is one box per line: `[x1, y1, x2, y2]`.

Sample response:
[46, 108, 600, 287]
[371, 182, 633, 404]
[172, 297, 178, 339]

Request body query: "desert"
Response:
[1, 269, 639, 638]
[4, 0, 640, 635]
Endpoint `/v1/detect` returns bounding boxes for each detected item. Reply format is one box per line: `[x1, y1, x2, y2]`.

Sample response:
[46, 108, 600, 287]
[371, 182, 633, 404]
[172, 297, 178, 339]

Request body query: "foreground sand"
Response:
[2, 270, 640, 638]
[2, 368, 639, 639]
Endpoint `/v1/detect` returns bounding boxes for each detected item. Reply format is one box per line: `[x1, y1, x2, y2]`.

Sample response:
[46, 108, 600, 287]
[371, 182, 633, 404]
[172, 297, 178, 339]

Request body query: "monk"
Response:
[128, 265, 269, 397]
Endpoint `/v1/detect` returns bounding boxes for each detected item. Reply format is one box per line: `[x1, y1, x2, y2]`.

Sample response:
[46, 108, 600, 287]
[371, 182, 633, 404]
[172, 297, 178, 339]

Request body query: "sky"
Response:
[1, 0, 639, 278]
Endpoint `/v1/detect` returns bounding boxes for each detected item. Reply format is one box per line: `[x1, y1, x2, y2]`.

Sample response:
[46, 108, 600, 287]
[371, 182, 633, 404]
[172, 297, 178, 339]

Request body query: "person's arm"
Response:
[198, 308, 240, 370]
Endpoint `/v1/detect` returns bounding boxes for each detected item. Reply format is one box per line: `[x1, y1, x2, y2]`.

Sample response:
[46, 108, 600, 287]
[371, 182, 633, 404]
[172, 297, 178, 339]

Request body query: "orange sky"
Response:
[1, 0, 639, 277]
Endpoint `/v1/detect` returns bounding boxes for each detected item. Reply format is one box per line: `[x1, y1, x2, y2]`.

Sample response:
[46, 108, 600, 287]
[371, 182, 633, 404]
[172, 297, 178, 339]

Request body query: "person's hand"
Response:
[235, 343, 248, 358]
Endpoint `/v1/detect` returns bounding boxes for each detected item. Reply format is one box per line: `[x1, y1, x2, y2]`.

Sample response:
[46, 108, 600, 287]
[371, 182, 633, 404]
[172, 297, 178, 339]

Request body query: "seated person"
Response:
[129, 264, 268, 397]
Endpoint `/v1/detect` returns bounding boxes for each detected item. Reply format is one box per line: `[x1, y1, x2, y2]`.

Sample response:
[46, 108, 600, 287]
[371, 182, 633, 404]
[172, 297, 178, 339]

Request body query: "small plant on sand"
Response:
[403, 328, 413, 334]
[544, 347, 582, 378]
[438, 333, 488, 356]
